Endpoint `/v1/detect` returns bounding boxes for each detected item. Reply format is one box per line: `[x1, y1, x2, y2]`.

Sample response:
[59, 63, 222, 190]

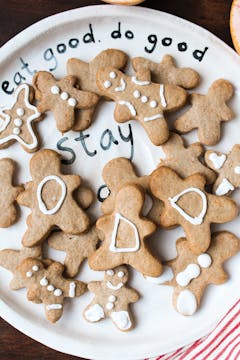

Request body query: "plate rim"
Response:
[0, 4, 239, 360]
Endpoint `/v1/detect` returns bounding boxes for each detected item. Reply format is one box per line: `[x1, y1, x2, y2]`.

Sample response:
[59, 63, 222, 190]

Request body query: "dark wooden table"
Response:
[0, 1, 235, 359]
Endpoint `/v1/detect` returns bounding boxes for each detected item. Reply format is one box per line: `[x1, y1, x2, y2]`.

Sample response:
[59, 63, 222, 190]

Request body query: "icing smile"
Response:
[106, 281, 124, 290]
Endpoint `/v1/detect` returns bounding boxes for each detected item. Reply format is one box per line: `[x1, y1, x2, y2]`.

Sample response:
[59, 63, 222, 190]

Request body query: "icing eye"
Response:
[117, 271, 124, 278]
[133, 90, 141, 98]
[51, 85, 60, 94]
[141, 96, 148, 103]
[60, 92, 69, 100]
[32, 265, 39, 272]
[107, 270, 114, 276]
[104, 80, 112, 89]
[47, 285, 55, 292]
[26, 271, 33, 278]
[109, 71, 117, 79]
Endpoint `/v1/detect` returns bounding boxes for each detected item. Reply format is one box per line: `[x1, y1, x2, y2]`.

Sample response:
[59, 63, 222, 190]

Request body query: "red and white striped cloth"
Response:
[149, 299, 240, 360]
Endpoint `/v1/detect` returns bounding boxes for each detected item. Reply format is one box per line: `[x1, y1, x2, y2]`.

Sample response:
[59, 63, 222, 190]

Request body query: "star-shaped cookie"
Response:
[132, 54, 200, 89]
[160, 232, 240, 315]
[17, 149, 90, 247]
[16, 258, 87, 323]
[0, 84, 42, 152]
[174, 79, 234, 145]
[33, 71, 99, 133]
[67, 49, 128, 131]
[48, 226, 99, 277]
[89, 184, 162, 277]
[0, 158, 23, 227]
[150, 166, 238, 254]
[159, 132, 216, 184]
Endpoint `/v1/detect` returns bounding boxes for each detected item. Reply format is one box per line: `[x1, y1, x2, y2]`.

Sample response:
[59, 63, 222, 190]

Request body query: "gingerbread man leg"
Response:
[110, 310, 132, 331]
[84, 303, 105, 322]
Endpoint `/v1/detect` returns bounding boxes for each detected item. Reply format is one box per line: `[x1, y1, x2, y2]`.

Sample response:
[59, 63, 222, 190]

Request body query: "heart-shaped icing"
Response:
[209, 152, 226, 169]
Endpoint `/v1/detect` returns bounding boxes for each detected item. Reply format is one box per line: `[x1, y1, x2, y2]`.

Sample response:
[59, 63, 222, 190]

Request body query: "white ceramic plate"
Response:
[0, 5, 240, 360]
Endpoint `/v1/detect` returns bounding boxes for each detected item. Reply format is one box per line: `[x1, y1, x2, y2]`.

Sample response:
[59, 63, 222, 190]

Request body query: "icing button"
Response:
[108, 295, 117, 302]
[60, 92, 69, 100]
[68, 98, 77, 107]
[51, 85, 60, 94]
[13, 127, 20, 135]
[16, 108, 24, 116]
[133, 90, 141, 98]
[106, 302, 114, 310]
[14, 118, 23, 127]
[40, 277, 48, 286]
[47, 285, 54, 292]
[107, 270, 114, 276]
[32, 265, 39, 272]
[141, 96, 148, 103]
[26, 271, 33, 278]
[104, 80, 112, 89]
[54, 289, 63, 297]
[117, 271, 124, 278]
[150, 100, 157, 108]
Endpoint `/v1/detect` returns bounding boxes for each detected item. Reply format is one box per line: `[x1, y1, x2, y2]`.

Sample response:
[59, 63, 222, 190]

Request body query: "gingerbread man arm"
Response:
[88, 281, 102, 294]
[174, 94, 202, 133]
[126, 288, 140, 303]
[207, 194, 238, 223]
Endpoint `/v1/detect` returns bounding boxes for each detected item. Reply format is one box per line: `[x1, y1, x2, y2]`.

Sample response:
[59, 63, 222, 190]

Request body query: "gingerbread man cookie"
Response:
[0, 246, 42, 290]
[96, 67, 187, 145]
[67, 49, 128, 131]
[48, 226, 99, 277]
[0, 158, 23, 228]
[89, 184, 162, 277]
[159, 132, 216, 184]
[84, 265, 139, 331]
[174, 79, 234, 145]
[150, 167, 238, 254]
[152, 232, 239, 316]
[132, 54, 200, 89]
[205, 145, 240, 196]
[16, 258, 87, 323]
[0, 84, 42, 152]
[17, 149, 90, 247]
[33, 71, 99, 133]
[101, 157, 164, 225]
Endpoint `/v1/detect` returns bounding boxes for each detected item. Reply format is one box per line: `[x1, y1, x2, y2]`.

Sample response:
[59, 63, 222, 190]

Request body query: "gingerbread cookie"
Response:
[132, 54, 200, 89]
[83, 265, 139, 331]
[33, 71, 99, 133]
[0, 158, 23, 227]
[101, 157, 164, 225]
[158, 132, 216, 184]
[150, 167, 238, 254]
[205, 145, 240, 195]
[75, 185, 95, 210]
[174, 79, 234, 145]
[16, 258, 87, 323]
[96, 67, 187, 145]
[0, 84, 42, 152]
[89, 184, 162, 277]
[67, 49, 128, 131]
[48, 226, 99, 277]
[153, 232, 239, 315]
[17, 149, 90, 247]
[0, 246, 42, 290]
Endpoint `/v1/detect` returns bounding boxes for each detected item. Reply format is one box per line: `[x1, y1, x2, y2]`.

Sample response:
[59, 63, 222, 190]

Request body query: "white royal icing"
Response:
[176, 289, 197, 316]
[215, 178, 234, 196]
[14, 118, 23, 127]
[54, 289, 63, 297]
[16, 108, 24, 116]
[118, 100, 137, 116]
[47, 285, 54, 292]
[159, 84, 167, 107]
[106, 302, 114, 310]
[209, 153, 226, 169]
[13, 127, 20, 135]
[68, 98, 77, 107]
[110, 311, 132, 330]
[115, 78, 126, 92]
[145, 265, 174, 284]
[60, 92, 69, 100]
[141, 96, 148, 103]
[131, 76, 150, 86]
[46, 304, 62, 311]
[108, 295, 117, 302]
[110, 213, 140, 253]
[142, 193, 153, 216]
[69, 282, 76, 298]
[150, 100, 157, 108]
[234, 166, 240, 174]
[37, 175, 67, 215]
[32, 265, 39, 272]
[0, 84, 41, 150]
[40, 277, 48, 286]
[144, 113, 163, 122]
[26, 271, 33, 278]
[169, 187, 207, 225]
[176, 264, 201, 287]
[133, 90, 141, 98]
[85, 304, 105, 322]
[106, 281, 124, 291]
[197, 253, 212, 268]
[104, 80, 112, 88]
[107, 270, 114, 276]
[109, 71, 117, 79]
[117, 271, 124, 278]
[51, 85, 60, 94]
